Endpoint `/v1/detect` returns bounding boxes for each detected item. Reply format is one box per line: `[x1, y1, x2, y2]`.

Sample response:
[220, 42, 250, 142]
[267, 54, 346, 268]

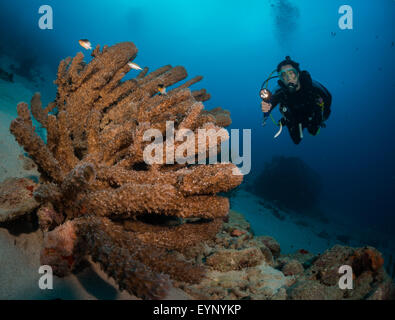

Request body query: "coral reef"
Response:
[206, 247, 265, 272]
[0, 178, 39, 222]
[175, 211, 394, 300]
[177, 211, 293, 300]
[253, 156, 323, 214]
[36, 203, 63, 232]
[281, 259, 304, 276]
[9, 41, 243, 299]
[285, 245, 393, 300]
[5, 40, 393, 301]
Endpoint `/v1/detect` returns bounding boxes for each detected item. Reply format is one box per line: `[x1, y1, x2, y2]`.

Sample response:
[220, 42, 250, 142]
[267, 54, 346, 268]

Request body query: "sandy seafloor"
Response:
[0, 63, 394, 300]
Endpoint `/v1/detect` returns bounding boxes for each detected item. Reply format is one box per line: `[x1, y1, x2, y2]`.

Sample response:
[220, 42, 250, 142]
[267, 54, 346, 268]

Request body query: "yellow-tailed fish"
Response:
[78, 39, 92, 50]
[157, 84, 167, 95]
[128, 62, 143, 70]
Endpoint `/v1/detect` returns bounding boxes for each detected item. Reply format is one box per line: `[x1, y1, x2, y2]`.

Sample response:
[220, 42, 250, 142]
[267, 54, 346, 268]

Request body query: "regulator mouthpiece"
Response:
[287, 83, 297, 93]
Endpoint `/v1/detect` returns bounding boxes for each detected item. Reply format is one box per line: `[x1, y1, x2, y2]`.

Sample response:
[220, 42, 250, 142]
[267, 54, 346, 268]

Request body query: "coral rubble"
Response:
[286, 245, 393, 300]
[177, 211, 394, 300]
[9, 42, 242, 299]
[0, 178, 39, 222]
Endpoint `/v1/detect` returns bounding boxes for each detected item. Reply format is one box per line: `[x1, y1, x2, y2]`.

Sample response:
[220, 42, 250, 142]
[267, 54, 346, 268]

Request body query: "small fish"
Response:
[79, 39, 92, 50]
[128, 62, 143, 70]
[157, 83, 167, 95]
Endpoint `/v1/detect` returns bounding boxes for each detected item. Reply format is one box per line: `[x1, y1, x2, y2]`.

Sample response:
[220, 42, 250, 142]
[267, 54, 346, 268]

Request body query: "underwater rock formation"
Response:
[281, 259, 304, 276]
[178, 210, 292, 300]
[206, 247, 265, 272]
[0, 177, 39, 222]
[285, 245, 394, 300]
[0, 67, 13, 82]
[178, 211, 394, 300]
[254, 156, 323, 214]
[9, 41, 242, 299]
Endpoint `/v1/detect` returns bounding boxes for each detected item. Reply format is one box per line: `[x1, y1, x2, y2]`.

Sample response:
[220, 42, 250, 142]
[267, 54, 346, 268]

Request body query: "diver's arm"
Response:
[269, 90, 282, 111]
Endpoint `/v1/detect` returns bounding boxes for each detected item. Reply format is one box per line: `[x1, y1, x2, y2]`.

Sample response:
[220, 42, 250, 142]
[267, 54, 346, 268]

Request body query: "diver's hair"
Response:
[277, 56, 300, 73]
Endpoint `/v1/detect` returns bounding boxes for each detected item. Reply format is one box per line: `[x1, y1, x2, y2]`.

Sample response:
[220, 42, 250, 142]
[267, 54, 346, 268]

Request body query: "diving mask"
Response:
[279, 68, 298, 82]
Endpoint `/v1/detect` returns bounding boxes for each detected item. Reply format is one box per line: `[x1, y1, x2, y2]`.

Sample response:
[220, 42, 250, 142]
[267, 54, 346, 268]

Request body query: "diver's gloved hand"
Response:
[261, 100, 272, 113]
[320, 122, 326, 128]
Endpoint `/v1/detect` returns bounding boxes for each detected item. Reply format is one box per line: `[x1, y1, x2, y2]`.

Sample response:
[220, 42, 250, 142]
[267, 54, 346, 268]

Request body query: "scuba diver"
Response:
[260, 56, 332, 144]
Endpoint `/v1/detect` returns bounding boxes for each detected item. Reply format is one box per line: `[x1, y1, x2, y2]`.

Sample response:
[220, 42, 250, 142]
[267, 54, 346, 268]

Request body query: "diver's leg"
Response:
[287, 125, 302, 144]
[307, 112, 322, 136]
[307, 124, 320, 136]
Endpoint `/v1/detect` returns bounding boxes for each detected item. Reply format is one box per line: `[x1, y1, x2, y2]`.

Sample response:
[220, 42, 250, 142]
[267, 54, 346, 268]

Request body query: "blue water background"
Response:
[0, 0, 394, 238]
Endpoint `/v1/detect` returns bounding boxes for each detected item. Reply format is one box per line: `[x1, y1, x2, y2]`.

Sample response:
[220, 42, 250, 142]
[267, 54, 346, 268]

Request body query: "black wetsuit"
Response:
[270, 71, 332, 144]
